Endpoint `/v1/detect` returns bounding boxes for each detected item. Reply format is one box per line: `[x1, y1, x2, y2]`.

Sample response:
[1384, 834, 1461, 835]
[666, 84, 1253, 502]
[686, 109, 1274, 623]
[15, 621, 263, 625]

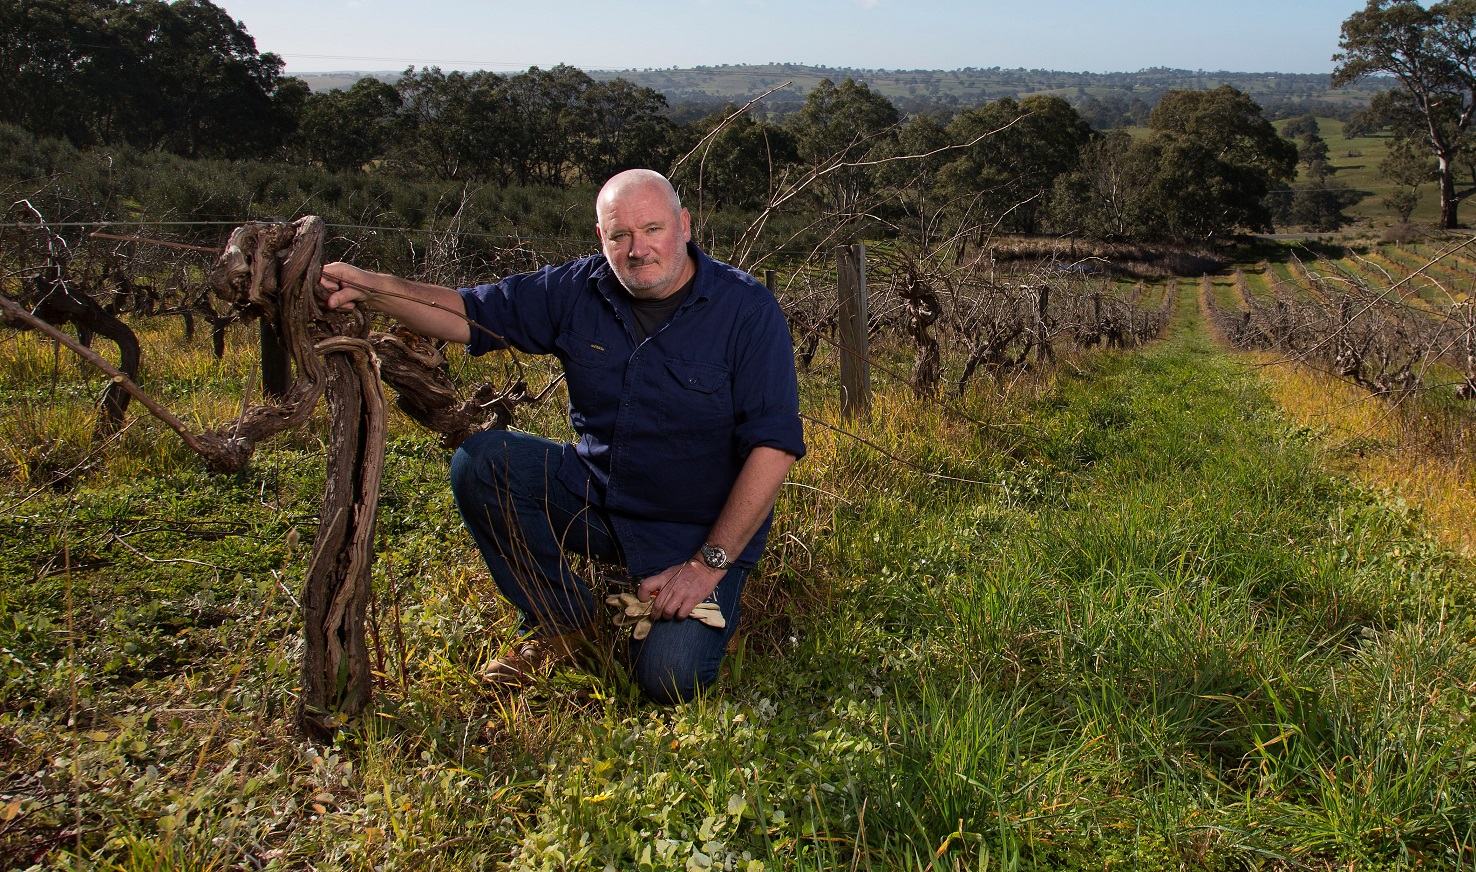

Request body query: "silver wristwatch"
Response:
[699, 542, 732, 570]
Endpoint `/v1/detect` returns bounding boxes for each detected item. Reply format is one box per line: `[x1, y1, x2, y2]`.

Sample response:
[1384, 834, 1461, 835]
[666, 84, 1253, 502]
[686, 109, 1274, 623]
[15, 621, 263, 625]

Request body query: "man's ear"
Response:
[680, 208, 692, 242]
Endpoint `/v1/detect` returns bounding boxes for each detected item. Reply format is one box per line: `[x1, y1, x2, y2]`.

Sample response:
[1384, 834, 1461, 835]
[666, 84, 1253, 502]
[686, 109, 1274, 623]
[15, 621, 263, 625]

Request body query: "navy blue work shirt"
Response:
[458, 242, 805, 578]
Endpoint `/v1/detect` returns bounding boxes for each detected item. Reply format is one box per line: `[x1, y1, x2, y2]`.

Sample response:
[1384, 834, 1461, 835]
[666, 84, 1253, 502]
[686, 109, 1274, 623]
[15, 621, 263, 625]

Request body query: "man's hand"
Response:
[320, 262, 376, 311]
[639, 559, 726, 621]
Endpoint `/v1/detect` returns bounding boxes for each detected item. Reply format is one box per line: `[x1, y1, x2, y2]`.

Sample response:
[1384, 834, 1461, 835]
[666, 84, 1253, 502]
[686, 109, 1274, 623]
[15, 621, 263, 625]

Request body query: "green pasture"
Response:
[1284, 118, 1440, 228]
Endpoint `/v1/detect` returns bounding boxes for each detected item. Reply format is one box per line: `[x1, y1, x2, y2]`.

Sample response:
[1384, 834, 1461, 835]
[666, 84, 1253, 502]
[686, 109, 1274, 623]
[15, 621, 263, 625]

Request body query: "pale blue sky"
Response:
[214, 0, 1368, 76]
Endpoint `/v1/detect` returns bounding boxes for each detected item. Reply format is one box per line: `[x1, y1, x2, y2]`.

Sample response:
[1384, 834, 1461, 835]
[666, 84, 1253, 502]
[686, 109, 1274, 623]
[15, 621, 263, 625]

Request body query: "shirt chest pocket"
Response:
[556, 331, 610, 369]
[661, 359, 733, 438]
[555, 331, 618, 420]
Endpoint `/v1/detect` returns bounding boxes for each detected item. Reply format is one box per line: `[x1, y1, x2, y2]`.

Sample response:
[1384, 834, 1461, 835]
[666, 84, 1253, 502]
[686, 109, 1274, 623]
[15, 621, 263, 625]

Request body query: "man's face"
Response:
[596, 186, 693, 301]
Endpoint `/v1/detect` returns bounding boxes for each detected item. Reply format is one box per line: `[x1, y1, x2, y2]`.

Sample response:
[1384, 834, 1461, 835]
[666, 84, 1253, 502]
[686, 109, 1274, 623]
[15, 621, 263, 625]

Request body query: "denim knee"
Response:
[449, 429, 514, 503]
[629, 619, 731, 704]
[632, 644, 710, 704]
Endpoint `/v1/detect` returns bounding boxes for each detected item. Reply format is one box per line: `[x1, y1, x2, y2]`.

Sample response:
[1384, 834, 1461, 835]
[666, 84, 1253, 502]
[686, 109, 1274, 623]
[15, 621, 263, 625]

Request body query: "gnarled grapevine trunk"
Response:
[205, 217, 522, 738]
[208, 217, 386, 738]
[6, 215, 525, 738]
[24, 260, 141, 435]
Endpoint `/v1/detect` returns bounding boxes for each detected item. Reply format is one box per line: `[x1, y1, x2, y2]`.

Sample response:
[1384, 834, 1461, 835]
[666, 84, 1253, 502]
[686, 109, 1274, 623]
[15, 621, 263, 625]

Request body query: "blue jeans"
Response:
[448, 430, 746, 703]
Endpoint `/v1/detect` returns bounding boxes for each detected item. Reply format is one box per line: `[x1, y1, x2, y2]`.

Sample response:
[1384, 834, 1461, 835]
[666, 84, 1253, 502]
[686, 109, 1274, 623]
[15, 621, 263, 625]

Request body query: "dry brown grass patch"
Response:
[1253, 351, 1476, 555]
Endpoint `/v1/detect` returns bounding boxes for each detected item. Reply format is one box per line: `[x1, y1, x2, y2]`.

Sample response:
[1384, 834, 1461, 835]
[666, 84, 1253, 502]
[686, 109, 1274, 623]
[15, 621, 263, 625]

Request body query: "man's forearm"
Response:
[640, 445, 797, 619]
[704, 445, 797, 562]
[370, 275, 472, 343]
[321, 264, 473, 344]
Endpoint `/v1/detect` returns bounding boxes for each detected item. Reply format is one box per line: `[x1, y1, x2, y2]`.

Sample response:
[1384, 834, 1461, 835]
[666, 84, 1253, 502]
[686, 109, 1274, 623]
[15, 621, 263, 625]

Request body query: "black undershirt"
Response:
[625, 275, 696, 343]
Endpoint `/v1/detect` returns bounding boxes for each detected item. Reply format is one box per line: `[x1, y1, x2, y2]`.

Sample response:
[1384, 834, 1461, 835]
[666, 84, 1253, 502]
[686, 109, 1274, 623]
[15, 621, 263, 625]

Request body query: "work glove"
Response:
[605, 592, 725, 640]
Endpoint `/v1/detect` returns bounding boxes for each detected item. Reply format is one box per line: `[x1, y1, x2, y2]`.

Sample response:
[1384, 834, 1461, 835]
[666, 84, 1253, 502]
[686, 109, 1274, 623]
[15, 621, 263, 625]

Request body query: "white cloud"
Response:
[853, 0, 880, 8]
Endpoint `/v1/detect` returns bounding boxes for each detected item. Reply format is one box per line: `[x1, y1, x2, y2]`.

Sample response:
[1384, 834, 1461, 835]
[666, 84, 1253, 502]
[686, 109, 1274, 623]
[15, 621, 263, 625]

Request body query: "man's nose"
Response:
[628, 234, 650, 258]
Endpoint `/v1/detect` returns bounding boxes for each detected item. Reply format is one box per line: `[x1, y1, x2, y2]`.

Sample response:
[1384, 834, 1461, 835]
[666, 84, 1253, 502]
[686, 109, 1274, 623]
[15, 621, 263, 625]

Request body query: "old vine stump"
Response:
[6, 215, 525, 738]
[204, 217, 524, 738]
[208, 217, 384, 739]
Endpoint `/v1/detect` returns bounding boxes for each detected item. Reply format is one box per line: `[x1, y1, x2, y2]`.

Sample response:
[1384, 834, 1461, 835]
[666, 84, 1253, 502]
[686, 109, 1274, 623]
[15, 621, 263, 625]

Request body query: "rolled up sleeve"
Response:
[458, 263, 584, 357]
[731, 300, 806, 462]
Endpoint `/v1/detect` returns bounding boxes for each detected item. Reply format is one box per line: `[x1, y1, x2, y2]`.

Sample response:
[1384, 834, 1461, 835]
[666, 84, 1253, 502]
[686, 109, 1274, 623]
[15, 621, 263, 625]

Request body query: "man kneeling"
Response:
[320, 170, 804, 702]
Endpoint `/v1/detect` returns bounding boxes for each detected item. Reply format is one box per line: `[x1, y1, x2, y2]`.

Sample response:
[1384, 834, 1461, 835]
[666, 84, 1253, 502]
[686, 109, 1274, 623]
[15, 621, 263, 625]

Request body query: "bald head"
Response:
[594, 169, 695, 301]
[597, 169, 682, 223]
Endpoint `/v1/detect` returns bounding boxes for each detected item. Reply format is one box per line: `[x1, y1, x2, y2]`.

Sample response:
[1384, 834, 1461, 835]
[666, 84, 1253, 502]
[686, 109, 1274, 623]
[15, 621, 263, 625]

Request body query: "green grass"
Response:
[1367, 245, 1471, 305]
[1, 282, 1474, 869]
[1278, 118, 1441, 229]
[1241, 264, 1273, 302]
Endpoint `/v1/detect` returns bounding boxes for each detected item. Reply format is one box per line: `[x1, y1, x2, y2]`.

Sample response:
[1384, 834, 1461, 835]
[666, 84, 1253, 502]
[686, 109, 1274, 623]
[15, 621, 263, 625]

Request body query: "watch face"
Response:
[703, 544, 729, 568]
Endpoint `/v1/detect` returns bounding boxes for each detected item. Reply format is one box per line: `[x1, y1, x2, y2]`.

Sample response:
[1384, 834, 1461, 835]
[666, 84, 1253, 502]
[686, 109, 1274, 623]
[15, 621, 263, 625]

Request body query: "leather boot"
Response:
[480, 625, 595, 688]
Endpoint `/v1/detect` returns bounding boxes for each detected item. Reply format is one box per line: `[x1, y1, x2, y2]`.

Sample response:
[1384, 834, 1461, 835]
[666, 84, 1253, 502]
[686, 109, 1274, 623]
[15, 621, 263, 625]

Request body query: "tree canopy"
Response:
[1048, 86, 1296, 240]
[0, 0, 298, 157]
[787, 78, 900, 219]
[938, 96, 1094, 234]
[1333, 0, 1476, 227]
[0, 6, 1340, 246]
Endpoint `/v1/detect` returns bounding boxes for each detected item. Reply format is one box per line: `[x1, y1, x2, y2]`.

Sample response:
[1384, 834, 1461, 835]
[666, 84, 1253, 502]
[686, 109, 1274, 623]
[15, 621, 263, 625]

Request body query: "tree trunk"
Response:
[1439, 153, 1460, 229]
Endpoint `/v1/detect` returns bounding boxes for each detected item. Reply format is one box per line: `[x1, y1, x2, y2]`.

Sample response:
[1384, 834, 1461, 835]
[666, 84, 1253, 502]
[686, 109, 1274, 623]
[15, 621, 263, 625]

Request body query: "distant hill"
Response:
[297, 72, 382, 92]
[296, 64, 1390, 122]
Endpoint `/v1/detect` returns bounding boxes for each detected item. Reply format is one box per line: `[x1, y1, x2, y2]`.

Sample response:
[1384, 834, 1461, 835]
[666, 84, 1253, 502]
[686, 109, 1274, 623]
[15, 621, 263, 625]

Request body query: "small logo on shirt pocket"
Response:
[556, 332, 609, 367]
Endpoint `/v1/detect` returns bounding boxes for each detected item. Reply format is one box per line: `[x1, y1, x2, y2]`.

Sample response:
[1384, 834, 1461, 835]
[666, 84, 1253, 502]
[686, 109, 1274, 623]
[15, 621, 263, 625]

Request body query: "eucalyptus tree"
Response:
[1281, 114, 1322, 139]
[394, 67, 512, 182]
[571, 78, 677, 184]
[871, 113, 955, 249]
[1381, 136, 1436, 221]
[1141, 86, 1297, 238]
[1049, 86, 1295, 240]
[504, 64, 594, 187]
[0, 0, 297, 158]
[0, 0, 107, 143]
[937, 95, 1093, 235]
[1047, 130, 1156, 239]
[1334, 0, 1476, 227]
[299, 77, 401, 174]
[105, 0, 295, 158]
[787, 78, 900, 220]
[671, 109, 800, 212]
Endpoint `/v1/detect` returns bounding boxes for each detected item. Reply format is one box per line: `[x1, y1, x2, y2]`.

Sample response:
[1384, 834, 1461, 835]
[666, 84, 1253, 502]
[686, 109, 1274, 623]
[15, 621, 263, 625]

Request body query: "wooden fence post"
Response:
[1035, 283, 1054, 363]
[836, 244, 871, 420]
[764, 269, 777, 295]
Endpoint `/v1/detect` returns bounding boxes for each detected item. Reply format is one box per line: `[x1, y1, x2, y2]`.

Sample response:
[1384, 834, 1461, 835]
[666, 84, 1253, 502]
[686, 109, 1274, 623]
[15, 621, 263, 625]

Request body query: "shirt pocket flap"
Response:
[666, 360, 727, 394]
[555, 331, 609, 368]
